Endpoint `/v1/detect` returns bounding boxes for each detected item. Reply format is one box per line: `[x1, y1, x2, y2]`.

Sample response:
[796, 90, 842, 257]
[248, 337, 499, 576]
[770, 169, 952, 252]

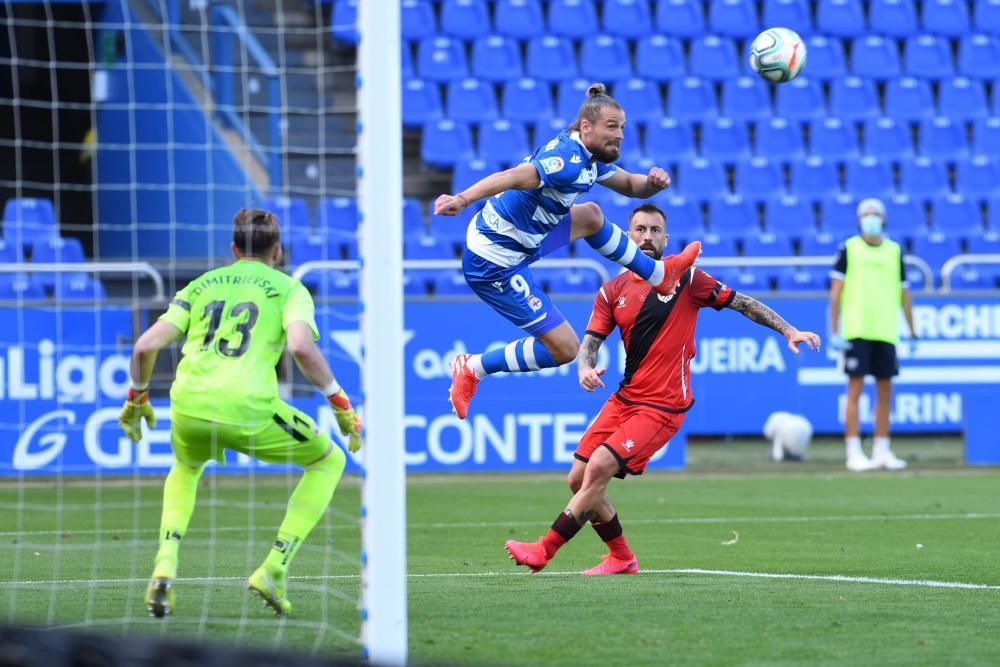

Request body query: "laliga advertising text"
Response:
[0, 339, 130, 402]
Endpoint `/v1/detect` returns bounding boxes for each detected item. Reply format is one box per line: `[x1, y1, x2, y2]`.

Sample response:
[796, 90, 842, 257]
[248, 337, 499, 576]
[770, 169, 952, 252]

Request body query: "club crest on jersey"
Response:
[540, 156, 564, 174]
[527, 295, 543, 312]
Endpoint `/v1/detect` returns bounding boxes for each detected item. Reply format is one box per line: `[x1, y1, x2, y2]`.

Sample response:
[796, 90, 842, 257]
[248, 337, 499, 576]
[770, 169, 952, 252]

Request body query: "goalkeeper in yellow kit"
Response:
[118, 209, 361, 618]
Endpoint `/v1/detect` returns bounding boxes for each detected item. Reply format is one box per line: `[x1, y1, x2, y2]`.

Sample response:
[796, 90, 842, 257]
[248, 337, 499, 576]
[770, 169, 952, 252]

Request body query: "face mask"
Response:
[860, 214, 883, 237]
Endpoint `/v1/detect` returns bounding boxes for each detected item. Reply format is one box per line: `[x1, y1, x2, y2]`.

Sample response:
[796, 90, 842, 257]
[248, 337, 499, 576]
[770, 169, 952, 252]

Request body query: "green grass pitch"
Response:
[2, 438, 999, 666]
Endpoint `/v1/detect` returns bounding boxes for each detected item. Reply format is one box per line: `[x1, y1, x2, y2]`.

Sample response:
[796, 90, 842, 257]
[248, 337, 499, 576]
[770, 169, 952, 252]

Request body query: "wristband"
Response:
[322, 379, 341, 397]
[456, 194, 469, 208]
[130, 381, 149, 391]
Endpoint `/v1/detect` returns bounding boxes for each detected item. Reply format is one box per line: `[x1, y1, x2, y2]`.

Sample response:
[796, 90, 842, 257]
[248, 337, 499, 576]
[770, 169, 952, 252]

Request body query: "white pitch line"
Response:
[6, 568, 1000, 591]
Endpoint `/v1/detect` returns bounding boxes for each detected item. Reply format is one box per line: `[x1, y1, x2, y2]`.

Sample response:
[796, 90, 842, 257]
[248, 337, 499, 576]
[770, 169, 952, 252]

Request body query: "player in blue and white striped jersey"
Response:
[434, 83, 702, 419]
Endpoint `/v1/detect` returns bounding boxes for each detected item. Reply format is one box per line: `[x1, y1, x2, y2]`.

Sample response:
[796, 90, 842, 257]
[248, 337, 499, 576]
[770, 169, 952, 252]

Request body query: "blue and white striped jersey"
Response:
[466, 130, 617, 268]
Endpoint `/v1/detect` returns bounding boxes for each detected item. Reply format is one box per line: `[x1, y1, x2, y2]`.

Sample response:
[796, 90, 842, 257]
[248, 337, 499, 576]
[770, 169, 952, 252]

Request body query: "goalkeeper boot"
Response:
[581, 554, 639, 576]
[145, 578, 175, 618]
[448, 353, 480, 420]
[504, 539, 550, 573]
[652, 241, 701, 296]
[248, 566, 292, 617]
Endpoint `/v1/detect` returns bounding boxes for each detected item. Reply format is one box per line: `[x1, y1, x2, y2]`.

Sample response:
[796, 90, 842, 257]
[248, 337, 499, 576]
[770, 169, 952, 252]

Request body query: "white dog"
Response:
[763, 412, 813, 462]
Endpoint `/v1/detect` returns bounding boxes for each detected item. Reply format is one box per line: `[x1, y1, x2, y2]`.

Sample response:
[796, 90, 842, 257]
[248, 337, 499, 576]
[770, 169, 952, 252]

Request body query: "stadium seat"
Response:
[903, 35, 955, 79]
[721, 76, 772, 122]
[547, 0, 599, 38]
[417, 37, 469, 82]
[654, 0, 706, 37]
[735, 157, 785, 203]
[421, 119, 475, 167]
[658, 194, 705, 237]
[955, 155, 1000, 202]
[452, 158, 498, 193]
[930, 193, 983, 234]
[776, 266, 827, 291]
[742, 231, 794, 257]
[679, 159, 729, 201]
[863, 117, 914, 161]
[975, 0, 1000, 35]
[579, 35, 633, 81]
[611, 78, 663, 126]
[774, 77, 826, 122]
[850, 35, 902, 79]
[689, 35, 740, 81]
[762, 0, 812, 36]
[262, 196, 311, 239]
[405, 235, 456, 259]
[0, 273, 45, 300]
[967, 230, 1000, 253]
[921, 0, 970, 37]
[799, 230, 840, 256]
[635, 35, 687, 81]
[708, 0, 759, 38]
[701, 118, 751, 163]
[501, 78, 554, 125]
[898, 156, 950, 201]
[883, 77, 936, 123]
[52, 273, 105, 301]
[440, 0, 491, 38]
[402, 0, 437, 41]
[446, 78, 499, 123]
[819, 192, 859, 234]
[707, 194, 758, 234]
[556, 78, 591, 120]
[526, 36, 578, 82]
[532, 117, 569, 145]
[402, 78, 443, 128]
[289, 234, 337, 271]
[0, 237, 22, 263]
[618, 122, 644, 163]
[829, 77, 880, 122]
[330, 0, 358, 45]
[495, 0, 546, 39]
[957, 34, 1000, 79]
[909, 232, 964, 277]
[868, 0, 918, 38]
[885, 193, 927, 235]
[845, 157, 895, 199]
[315, 271, 360, 298]
[938, 77, 990, 122]
[603, 0, 654, 39]
[2, 197, 57, 250]
[699, 231, 741, 257]
[471, 35, 524, 83]
[666, 77, 718, 123]
[816, 0, 866, 37]
[949, 265, 997, 290]
[315, 196, 357, 235]
[644, 117, 697, 162]
[402, 43, 414, 80]
[755, 117, 806, 162]
[765, 195, 817, 236]
[30, 236, 86, 291]
[918, 116, 969, 162]
[789, 156, 840, 202]
[478, 120, 531, 166]
[433, 270, 474, 295]
[989, 195, 1000, 231]
[403, 198, 423, 232]
[972, 117, 1000, 155]
[543, 268, 602, 295]
[803, 36, 848, 80]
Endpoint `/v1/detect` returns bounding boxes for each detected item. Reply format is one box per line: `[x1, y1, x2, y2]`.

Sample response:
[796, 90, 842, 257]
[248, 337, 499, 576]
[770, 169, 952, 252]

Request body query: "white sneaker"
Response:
[871, 449, 908, 470]
[846, 453, 878, 472]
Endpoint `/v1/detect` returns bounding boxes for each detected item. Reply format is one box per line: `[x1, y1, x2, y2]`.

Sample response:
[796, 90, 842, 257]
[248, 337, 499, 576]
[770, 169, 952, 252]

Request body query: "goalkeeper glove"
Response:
[119, 388, 156, 443]
[328, 389, 362, 453]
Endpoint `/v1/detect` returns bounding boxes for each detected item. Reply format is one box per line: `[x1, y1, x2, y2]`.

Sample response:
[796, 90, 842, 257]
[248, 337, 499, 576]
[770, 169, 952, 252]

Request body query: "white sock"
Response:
[845, 436, 863, 458]
[873, 437, 891, 456]
[467, 354, 487, 379]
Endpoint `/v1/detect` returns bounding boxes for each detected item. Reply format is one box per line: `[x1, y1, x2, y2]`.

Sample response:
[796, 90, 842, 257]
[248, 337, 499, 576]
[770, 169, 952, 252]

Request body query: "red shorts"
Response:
[575, 393, 686, 477]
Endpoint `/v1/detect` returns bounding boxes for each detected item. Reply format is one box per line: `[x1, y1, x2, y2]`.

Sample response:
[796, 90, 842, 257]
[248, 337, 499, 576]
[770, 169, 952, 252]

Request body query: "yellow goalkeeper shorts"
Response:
[170, 402, 333, 468]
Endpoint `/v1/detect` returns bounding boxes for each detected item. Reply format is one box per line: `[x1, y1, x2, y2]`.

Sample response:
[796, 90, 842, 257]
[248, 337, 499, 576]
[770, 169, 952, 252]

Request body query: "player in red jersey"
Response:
[505, 203, 821, 575]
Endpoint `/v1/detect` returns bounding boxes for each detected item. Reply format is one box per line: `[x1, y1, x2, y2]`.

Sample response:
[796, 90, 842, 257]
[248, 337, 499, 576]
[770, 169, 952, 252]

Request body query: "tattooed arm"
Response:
[726, 293, 822, 354]
[576, 333, 607, 391]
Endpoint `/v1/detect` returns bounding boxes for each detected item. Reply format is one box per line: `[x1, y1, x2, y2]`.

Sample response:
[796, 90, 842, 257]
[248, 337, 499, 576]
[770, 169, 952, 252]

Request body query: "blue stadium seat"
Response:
[30, 237, 86, 291]
[898, 156, 950, 201]
[755, 117, 806, 162]
[707, 194, 758, 234]
[526, 36, 578, 82]
[316, 197, 359, 254]
[556, 78, 591, 120]
[975, 0, 1000, 35]
[403, 198, 424, 234]
[655, 0, 706, 37]
[262, 196, 310, 239]
[0, 237, 22, 263]
[402, 43, 414, 80]
[809, 117, 860, 162]
[829, 77, 880, 122]
[495, 0, 546, 39]
[699, 232, 741, 257]
[721, 76, 772, 122]
[658, 194, 705, 237]
[404, 271, 433, 297]
[930, 193, 983, 235]
[689, 35, 740, 81]
[989, 195, 1000, 231]
[863, 117, 914, 161]
[949, 265, 997, 290]
[666, 77, 718, 123]
[956, 155, 1000, 202]
[803, 36, 848, 80]
[774, 77, 825, 122]
[816, 0, 866, 37]
[957, 34, 1000, 79]
[314, 271, 359, 299]
[868, 0, 918, 38]
[452, 158, 498, 193]
[938, 77, 990, 122]
[579, 35, 633, 81]
[918, 116, 969, 162]
[611, 78, 663, 126]
[850, 35, 902, 79]
[973, 117, 1000, 155]
[789, 156, 840, 202]
[708, 0, 759, 38]
[799, 231, 840, 256]
[446, 79, 499, 123]
[644, 117, 697, 162]
[743, 232, 794, 257]
[600, 192, 638, 226]
[903, 35, 955, 79]
[402, 78, 443, 128]
[2, 197, 57, 250]
[402, 0, 437, 41]
[776, 266, 828, 291]
[883, 77, 936, 123]
[968, 230, 1000, 253]
[765, 195, 817, 236]
[679, 159, 729, 201]
[417, 37, 469, 82]
[603, 0, 654, 39]
[909, 232, 963, 277]
[548, 0, 599, 38]
[762, 0, 813, 36]
[471, 35, 524, 82]
[52, 274, 105, 301]
[289, 234, 338, 271]
[635, 35, 687, 81]
[845, 157, 895, 199]
[885, 193, 927, 235]
[819, 192, 859, 234]
[618, 122, 644, 163]
[502, 78, 554, 125]
[544, 268, 602, 295]
[433, 270, 474, 295]
[330, 0, 358, 45]
[405, 235, 456, 259]
[921, 0, 970, 37]
[701, 118, 751, 163]
[421, 119, 475, 167]
[440, 0, 491, 38]
[532, 117, 569, 145]
[478, 120, 531, 166]
[735, 157, 785, 203]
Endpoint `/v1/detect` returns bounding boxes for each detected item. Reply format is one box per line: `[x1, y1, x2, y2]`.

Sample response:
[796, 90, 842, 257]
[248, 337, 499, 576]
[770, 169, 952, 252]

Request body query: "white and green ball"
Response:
[749, 27, 807, 84]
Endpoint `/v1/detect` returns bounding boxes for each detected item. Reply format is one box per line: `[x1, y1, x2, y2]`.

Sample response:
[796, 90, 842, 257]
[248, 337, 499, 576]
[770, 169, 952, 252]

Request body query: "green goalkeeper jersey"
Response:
[159, 259, 319, 429]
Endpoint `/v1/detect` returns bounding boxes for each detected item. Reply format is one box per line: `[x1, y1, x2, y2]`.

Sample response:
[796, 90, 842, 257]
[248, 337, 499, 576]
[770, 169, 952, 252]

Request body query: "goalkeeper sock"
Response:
[265, 445, 346, 573]
[591, 514, 634, 561]
[153, 461, 205, 579]
[540, 509, 583, 559]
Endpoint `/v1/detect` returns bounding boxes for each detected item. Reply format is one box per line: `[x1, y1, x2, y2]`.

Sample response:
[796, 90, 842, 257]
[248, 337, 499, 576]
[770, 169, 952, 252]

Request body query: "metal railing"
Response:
[940, 254, 1000, 292]
[696, 255, 935, 293]
[0, 262, 166, 300]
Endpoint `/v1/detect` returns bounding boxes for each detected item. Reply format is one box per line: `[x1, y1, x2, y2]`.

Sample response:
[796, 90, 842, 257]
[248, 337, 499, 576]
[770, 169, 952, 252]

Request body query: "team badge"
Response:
[527, 295, 543, 312]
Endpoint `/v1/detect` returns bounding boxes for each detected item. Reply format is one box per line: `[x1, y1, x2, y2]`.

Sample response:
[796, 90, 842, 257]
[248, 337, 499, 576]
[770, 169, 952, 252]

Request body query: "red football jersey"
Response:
[585, 267, 735, 412]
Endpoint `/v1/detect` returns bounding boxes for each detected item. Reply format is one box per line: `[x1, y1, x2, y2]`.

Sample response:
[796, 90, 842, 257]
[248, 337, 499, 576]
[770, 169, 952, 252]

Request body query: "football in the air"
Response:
[749, 27, 807, 84]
